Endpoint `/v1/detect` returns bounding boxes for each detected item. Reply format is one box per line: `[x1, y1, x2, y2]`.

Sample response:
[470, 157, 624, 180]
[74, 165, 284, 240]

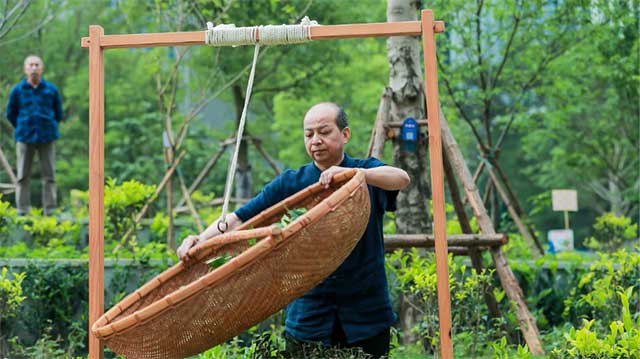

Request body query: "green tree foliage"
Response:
[519, 1, 639, 220]
[426, 0, 638, 237]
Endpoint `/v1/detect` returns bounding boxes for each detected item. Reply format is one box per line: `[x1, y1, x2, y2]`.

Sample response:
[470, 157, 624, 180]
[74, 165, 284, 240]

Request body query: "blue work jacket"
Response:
[235, 153, 398, 344]
[6, 78, 63, 144]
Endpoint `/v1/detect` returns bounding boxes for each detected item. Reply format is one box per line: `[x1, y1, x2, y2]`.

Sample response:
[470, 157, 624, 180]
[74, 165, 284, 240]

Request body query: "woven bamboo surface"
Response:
[92, 169, 370, 358]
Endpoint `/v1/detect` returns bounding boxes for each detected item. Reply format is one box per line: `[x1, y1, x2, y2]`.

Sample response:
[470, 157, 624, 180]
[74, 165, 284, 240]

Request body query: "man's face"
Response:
[23, 57, 43, 82]
[303, 105, 350, 168]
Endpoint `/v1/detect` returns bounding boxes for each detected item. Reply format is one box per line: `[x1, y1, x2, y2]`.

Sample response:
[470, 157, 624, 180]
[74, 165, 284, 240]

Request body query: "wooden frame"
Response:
[83, 11, 451, 359]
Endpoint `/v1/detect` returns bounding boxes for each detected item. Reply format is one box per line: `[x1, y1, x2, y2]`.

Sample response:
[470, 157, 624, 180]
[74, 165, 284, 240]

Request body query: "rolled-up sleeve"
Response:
[234, 172, 288, 222]
[362, 157, 399, 212]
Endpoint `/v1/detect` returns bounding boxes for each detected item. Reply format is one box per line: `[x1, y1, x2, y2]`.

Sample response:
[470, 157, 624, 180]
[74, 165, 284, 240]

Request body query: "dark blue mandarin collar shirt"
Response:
[235, 153, 398, 344]
[5, 78, 63, 144]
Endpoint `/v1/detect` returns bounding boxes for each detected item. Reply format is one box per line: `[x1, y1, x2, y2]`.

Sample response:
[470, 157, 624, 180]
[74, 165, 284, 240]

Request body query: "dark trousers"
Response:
[285, 316, 390, 358]
[16, 141, 56, 215]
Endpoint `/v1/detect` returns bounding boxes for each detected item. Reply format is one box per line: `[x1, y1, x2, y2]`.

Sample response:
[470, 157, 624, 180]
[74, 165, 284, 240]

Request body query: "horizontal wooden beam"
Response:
[81, 21, 445, 49]
[385, 246, 479, 255]
[0, 183, 15, 194]
[385, 233, 507, 249]
[386, 119, 428, 128]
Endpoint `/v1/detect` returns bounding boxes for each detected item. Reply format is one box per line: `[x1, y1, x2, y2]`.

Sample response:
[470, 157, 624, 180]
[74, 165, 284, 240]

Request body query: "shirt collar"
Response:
[312, 152, 352, 172]
[21, 77, 46, 89]
[340, 153, 354, 167]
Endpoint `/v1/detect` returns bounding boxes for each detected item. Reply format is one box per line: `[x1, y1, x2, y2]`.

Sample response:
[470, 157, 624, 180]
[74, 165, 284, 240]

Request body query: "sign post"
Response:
[549, 189, 578, 253]
[552, 189, 578, 229]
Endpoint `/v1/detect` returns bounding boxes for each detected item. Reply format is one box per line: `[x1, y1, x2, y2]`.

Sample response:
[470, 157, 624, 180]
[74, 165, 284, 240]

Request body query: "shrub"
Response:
[563, 246, 640, 327]
[551, 287, 640, 359]
[0, 195, 18, 246]
[104, 178, 156, 244]
[584, 212, 638, 252]
[386, 249, 499, 355]
[20, 209, 80, 246]
[0, 267, 26, 356]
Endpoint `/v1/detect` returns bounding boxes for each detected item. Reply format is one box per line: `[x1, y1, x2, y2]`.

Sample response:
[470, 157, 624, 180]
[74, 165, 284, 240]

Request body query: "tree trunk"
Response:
[387, 0, 431, 344]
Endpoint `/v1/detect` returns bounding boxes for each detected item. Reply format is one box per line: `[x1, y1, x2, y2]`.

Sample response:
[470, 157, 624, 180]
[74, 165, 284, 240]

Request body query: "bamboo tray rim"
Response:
[92, 169, 366, 338]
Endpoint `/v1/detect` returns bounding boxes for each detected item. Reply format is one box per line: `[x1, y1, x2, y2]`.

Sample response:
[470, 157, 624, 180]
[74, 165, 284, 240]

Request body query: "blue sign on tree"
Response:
[401, 117, 418, 152]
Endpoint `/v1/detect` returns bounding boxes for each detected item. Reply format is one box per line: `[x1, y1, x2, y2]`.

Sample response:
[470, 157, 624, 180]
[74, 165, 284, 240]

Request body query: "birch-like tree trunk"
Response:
[387, 0, 431, 344]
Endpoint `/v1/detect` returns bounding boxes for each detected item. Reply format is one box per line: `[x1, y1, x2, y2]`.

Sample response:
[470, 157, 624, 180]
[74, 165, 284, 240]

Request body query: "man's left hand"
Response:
[319, 166, 349, 189]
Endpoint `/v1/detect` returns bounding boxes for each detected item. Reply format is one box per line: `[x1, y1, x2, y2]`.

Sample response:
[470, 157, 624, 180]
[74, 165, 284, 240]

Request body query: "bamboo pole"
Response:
[251, 137, 281, 176]
[0, 144, 17, 185]
[175, 197, 248, 214]
[443, 151, 504, 322]
[88, 25, 105, 359]
[486, 165, 543, 257]
[115, 150, 186, 252]
[482, 177, 493, 209]
[164, 145, 175, 252]
[385, 246, 480, 255]
[368, 87, 392, 158]
[439, 106, 544, 355]
[386, 119, 428, 128]
[421, 9, 453, 359]
[461, 161, 485, 205]
[0, 183, 15, 194]
[385, 233, 506, 247]
[176, 145, 227, 209]
[176, 169, 204, 233]
[488, 156, 544, 254]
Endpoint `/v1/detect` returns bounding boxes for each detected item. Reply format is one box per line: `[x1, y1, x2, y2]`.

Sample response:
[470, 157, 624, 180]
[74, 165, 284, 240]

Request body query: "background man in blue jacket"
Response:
[5, 55, 63, 216]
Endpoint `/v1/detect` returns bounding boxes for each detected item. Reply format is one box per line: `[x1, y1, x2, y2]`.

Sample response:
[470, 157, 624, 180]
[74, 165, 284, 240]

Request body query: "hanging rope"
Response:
[210, 17, 318, 232]
[205, 16, 318, 47]
[217, 44, 260, 233]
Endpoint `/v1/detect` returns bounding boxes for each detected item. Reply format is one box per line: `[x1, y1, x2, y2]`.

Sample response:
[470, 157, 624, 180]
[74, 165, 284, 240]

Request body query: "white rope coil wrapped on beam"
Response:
[205, 16, 318, 46]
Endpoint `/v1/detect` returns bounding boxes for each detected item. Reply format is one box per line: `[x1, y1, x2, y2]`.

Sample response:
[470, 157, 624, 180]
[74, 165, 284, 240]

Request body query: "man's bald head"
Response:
[305, 102, 349, 130]
[23, 55, 44, 86]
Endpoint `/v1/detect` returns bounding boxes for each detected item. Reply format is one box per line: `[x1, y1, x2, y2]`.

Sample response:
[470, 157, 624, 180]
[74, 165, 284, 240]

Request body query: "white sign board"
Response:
[548, 229, 574, 252]
[552, 189, 578, 212]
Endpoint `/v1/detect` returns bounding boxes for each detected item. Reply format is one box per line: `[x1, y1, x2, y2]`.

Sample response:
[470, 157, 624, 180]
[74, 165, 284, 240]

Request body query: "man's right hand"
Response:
[177, 235, 201, 262]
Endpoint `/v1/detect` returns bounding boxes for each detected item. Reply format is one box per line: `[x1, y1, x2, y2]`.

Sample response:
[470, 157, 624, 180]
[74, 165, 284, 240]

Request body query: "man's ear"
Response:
[342, 127, 351, 143]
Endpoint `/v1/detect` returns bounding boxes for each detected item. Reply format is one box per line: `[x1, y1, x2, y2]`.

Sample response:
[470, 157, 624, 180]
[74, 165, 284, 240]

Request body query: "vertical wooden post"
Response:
[421, 9, 453, 359]
[88, 25, 105, 359]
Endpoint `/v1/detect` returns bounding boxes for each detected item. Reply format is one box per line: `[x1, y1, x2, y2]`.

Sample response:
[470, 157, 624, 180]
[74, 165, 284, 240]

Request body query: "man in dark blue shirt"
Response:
[5, 55, 63, 216]
[177, 102, 410, 357]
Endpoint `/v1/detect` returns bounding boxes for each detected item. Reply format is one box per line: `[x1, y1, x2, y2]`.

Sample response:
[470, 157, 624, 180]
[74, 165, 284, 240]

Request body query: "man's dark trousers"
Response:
[16, 141, 56, 215]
